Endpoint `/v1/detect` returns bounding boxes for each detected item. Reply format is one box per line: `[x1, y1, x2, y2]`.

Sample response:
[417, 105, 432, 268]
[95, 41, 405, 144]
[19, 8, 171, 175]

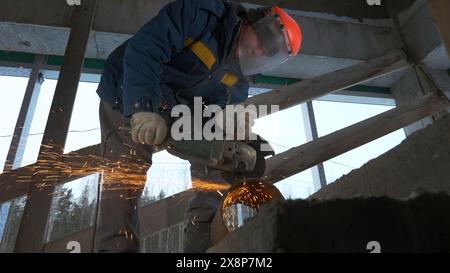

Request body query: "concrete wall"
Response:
[208, 113, 450, 253]
[391, 68, 435, 135]
[0, 0, 406, 85]
[427, 68, 450, 111]
[0, 0, 416, 30]
[310, 113, 450, 200]
[208, 193, 450, 252]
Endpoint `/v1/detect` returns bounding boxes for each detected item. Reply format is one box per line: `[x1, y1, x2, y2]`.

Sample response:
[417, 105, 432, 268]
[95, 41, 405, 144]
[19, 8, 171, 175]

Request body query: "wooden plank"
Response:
[14, 0, 98, 252]
[3, 55, 46, 172]
[427, 0, 450, 57]
[0, 167, 32, 203]
[0, 144, 101, 204]
[263, 93, 450, 184]
[242, 51, 409, 114]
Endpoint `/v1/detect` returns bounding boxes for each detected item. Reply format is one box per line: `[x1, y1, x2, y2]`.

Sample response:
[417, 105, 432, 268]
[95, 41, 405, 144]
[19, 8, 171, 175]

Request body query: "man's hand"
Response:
[130, 112, 168, 145]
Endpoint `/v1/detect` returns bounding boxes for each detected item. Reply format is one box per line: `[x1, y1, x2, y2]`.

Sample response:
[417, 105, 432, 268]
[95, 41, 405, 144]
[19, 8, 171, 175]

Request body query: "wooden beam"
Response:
[0, 144, 101, 204]
[14, 0, 98, 252]
[242, 51, 409, 114]
[3, 55, 46, 172]
[263, 93, 450, 184]
[427, 0, 450, 57]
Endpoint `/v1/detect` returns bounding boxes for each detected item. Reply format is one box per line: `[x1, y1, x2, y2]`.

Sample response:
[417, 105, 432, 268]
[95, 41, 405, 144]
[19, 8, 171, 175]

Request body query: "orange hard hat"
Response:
[238, 5, 303, 76]
[271, 6, 302, 56]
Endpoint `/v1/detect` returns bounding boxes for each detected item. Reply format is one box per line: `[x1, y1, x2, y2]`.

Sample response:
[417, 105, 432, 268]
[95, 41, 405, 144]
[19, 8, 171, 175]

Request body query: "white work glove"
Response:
[214, 106, 256, 140]
[130, 112, 168, 145]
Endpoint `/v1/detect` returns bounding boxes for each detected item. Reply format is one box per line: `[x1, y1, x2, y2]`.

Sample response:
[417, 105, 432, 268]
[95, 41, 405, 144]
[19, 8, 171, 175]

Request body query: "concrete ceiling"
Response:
[240, 0, 417, 20]
[0, 0, 448, 88]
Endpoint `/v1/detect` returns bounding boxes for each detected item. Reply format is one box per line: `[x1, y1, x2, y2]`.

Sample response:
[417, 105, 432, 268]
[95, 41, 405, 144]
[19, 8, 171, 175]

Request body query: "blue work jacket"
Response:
[96, 0, 250, 117]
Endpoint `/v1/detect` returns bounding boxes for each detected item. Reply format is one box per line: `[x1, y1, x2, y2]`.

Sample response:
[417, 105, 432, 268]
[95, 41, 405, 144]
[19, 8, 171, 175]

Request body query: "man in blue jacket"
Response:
[95, 0, 302, 252]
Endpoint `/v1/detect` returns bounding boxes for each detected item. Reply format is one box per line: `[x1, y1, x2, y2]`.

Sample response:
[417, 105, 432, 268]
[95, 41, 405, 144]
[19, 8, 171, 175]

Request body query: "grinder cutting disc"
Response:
[220, 135, 275, 185]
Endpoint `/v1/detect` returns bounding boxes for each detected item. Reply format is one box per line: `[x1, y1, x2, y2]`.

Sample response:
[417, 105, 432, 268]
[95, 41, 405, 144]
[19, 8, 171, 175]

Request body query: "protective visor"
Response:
[238, 13, 291, 76]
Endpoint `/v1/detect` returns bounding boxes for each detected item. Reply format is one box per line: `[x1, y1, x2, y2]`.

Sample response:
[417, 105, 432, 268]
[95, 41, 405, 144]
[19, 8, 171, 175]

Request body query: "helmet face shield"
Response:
[238, 14, 291, 76]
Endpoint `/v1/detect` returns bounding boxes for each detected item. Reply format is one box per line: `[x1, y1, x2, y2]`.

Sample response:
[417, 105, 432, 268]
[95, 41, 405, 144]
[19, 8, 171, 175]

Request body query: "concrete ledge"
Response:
[208, 193, 450, 252]
[209, 113, 450, 253]
[311, 113, 450, 200]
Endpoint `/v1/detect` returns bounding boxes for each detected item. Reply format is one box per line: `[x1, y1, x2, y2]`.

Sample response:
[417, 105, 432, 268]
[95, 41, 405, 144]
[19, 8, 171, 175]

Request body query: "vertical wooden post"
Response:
[3, 55, 46, 172]
[14, 0, 98, 252]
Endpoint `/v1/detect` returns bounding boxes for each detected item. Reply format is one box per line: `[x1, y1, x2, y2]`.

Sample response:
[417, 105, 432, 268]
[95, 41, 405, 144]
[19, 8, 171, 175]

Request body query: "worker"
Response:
[95, 0, 302, 252]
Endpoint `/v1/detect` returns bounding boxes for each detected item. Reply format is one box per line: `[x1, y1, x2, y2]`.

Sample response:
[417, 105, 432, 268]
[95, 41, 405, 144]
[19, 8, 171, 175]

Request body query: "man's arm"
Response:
[122, 0, 224, 117]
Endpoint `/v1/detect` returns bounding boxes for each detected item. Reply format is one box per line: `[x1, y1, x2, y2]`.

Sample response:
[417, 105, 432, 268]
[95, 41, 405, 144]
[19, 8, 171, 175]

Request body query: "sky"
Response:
[0, 73, 406, 202]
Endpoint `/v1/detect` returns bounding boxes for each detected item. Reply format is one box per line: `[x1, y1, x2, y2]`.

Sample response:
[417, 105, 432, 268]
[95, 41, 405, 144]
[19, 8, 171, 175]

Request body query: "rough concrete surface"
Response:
[241, 0, 416, 20]
[209, 113, 450, 253]
[391, 68, 435, 136]
[208, 193, 450, 253]
[311, 113, 450, 200]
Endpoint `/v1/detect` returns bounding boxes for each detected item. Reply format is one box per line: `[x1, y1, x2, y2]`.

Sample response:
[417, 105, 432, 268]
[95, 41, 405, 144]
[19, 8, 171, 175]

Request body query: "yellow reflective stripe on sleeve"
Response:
[221, 73, 239, 88]
[184, 38, 194, 47]
[188, 41, 216, 70]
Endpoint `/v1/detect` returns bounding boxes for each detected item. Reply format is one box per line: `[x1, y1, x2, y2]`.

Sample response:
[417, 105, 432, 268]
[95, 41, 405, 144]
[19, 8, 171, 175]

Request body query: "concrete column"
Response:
[391, 68, 434, 135]
[425, 68, 450, 113]
[3, 55, 46, 172]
